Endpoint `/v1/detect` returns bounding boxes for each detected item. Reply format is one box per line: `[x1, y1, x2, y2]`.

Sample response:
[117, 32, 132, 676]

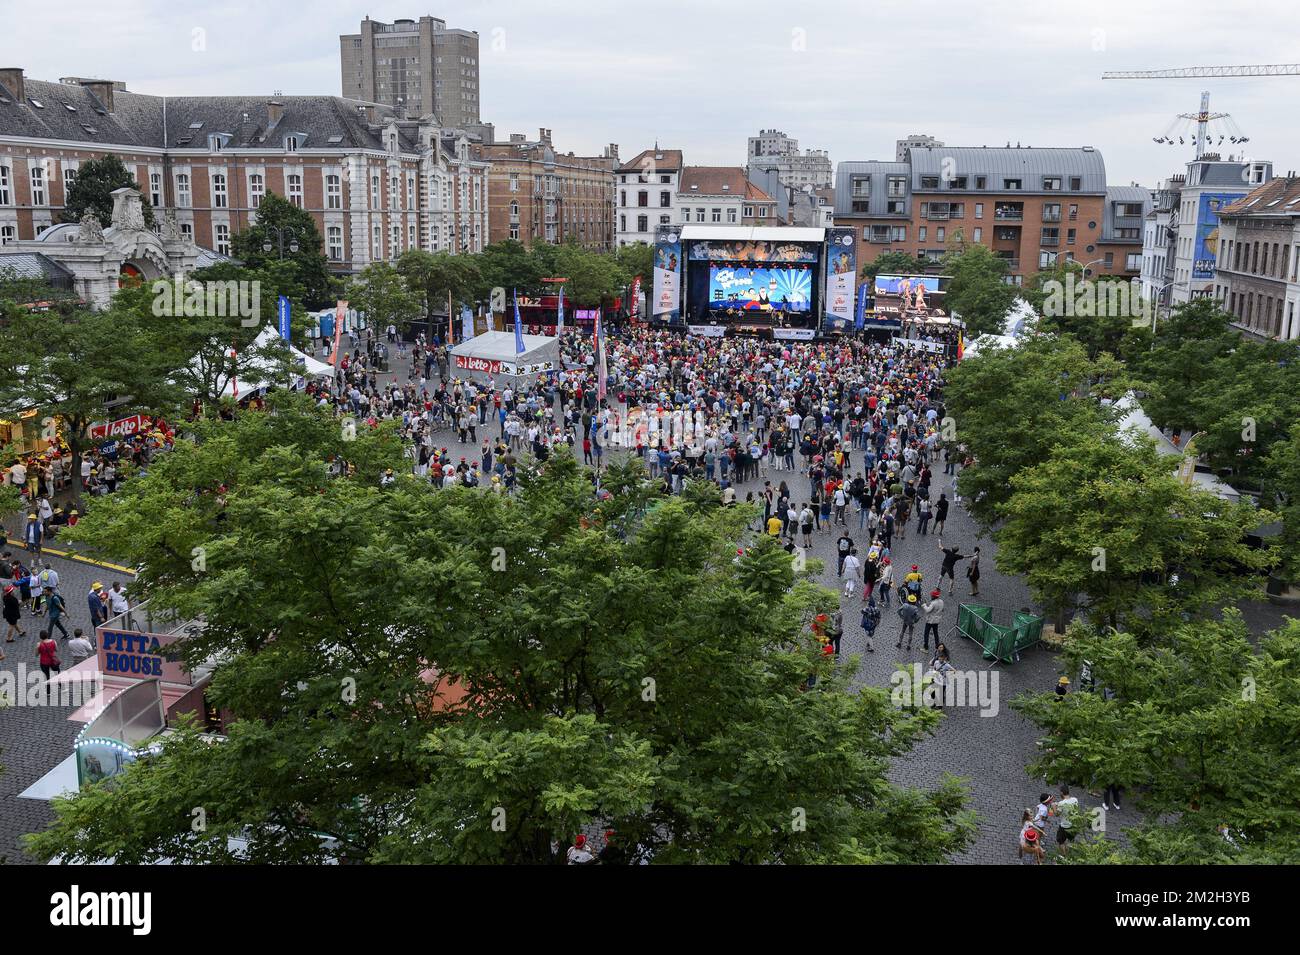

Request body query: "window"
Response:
[0, 225, 15, 245]
[327, 226, 343, 261]
[695, 208, 705, 222]
[619, 214, 627, 232]
[212, 173, 227, 208]
[176, 173, 191, 208]
[936, 227, 945, 242]
[974, 202, 983, 219]
[743, 205, 754, 217]
[711, 208, 721, 223]
[209, 135, 225, 152]
[757, 207, 767, 218]
[727, 208, 737, 223]
[285, 135, 300, 152]
[920, 175, 940, 189]
[407, 174, 416, 211]
[948, 176, 968, 189]
[510, 200, 519, 218]
[0, 164, 9, 205]
[509, 224, 520, 240]
[1067, 228, 1076, 244]
[1041, 227, 1060, 245]
[1069, 177, 1082, 191]
[851, 176, 871, 198]
[660, 191, 671, 208]
[510, 174, 519, 193]
[890, 226, 907, 242]
[391, 224, 401, 257]
[1043, 203, 1061, 222]
[659, 214, 670, 225]
[637, 190, 648, 207]
[288, 173, 303, 207]
[30, 165, 45, 206]
[1068, 203, 1078, 220]
[886, 199, 906, 215]
[681, 208, 690, 222]
[371, 174, 380, 208]
[149, 171, 161, 207]
[975, 176, 987, 189]
[660, 174, 670, 183]
[918, 226, 927, 242]
[1104, 252, 1114, 268]
[972, 227, 982, 242]
[1003, 178, 1022, 190]
[887, 175, 907, 198]
[372, 224, 382, 259]
[389, 175, 399, 210]
[1042, 177, 1062, 191]
[637, 214, 648, 232]
[180, 222, 193, 241]
[326, 174, 342, 209]
[1126, 252, 1141, 271]
[214, 223, 230, 255]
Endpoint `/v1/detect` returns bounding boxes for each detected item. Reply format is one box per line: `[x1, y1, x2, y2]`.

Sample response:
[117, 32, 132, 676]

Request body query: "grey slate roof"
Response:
[1102, 185, 1152, 242]
[833, 161, 911, 217]
[0, 251, 76, 286]
[908, 147, 1108, 194]
[0, 76, 422, 152]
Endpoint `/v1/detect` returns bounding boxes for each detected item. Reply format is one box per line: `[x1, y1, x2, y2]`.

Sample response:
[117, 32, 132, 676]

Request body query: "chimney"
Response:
[358, 103, 375, 124]
[267, 100, 284, 128]
[538, 127, 551, 145]
[81, 78, 116, 112]
[0, 67, 25, 103]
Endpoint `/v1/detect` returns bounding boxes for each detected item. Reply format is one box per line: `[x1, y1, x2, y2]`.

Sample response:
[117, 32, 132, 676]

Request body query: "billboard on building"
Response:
[1193, 192, 1244, 279]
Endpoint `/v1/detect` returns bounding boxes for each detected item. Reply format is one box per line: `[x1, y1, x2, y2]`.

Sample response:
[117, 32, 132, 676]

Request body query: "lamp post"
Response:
[1145, 279, 1191, 340]
[261, 225, 300, 259]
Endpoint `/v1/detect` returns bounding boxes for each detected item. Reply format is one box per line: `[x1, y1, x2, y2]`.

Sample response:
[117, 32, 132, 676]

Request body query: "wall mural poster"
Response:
[653, 227, 683, 322]
[823, 228, 857, 329]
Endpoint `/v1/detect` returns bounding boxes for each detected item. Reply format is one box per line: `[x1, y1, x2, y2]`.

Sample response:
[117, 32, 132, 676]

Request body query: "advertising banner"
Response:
[653, 227, 682, 323]
[456, 355, 505, 375]
[88, 414, 147, 441]
[1194, 193, 1244, 279]
[97, 629, 191, 685]
[773, 327, 816, 341]
[824, 227, 857, 329]
[687, 324, 728, 337]
[855, 284, 871, 330]
[875, 274, 942, 296]
[708, 264, 812, 312]
[687, 239, 819, 263]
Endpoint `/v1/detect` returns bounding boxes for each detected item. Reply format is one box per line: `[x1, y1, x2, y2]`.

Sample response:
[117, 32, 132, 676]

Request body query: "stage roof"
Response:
[678, 226, 826, 243]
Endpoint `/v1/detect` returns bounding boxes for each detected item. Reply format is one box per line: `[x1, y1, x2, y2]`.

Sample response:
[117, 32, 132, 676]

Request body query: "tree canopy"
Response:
[59, 154, 155, 229]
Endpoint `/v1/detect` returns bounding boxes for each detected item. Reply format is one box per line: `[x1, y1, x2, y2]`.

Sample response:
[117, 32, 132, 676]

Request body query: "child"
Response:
[860, 597, 880, 653]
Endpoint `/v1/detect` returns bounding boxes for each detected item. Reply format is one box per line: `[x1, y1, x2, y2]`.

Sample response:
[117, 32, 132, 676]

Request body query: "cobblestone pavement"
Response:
[2, 348, 1293, 864]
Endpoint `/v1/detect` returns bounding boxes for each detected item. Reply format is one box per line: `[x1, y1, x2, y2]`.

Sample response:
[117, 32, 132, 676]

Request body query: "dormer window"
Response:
[284, 135, 300, 152]
[388, 132, 398, 153]
[208, 133, 229, 152]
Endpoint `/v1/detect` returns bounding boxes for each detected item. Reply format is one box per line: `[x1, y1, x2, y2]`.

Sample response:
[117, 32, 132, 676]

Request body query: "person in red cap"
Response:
[922, 589, 945, 650]
[1019, 809, 1044, 863]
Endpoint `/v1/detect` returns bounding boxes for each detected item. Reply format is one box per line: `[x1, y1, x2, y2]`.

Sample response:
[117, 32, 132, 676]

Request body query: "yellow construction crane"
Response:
[1103, 65, 1300, 157]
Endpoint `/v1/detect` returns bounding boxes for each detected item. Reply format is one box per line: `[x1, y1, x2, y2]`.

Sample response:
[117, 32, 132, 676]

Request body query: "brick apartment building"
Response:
[833, 144, 1150, 282]
[475, 129, 617, 250]
[0, 68, 489, 275]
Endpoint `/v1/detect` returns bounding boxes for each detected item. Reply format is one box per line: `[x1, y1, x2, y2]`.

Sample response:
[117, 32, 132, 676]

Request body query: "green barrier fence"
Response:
[956, 603, 1045, 664]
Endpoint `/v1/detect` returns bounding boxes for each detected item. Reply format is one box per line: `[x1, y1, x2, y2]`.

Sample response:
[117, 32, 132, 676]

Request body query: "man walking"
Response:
[938, 541, 970, 595]
[896, 594, 921, 650]
[921, 589, 944, 650]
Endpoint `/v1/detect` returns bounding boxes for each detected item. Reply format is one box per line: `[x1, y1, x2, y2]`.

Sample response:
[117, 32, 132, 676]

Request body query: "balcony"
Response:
[994, 206, 1024, 221]
[1040, 236, 1060, 247]
[1042, 211, 1062, 223]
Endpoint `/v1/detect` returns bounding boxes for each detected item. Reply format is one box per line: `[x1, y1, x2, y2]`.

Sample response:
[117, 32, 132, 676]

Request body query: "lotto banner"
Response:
[823, 227, 857, 330]
[653, 226, 682, 323]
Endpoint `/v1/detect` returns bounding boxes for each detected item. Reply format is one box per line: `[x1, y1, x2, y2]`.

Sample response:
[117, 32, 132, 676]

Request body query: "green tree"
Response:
[614, 242, 653, 288]
[945, 334, 1125, 527]
[396, 249, 482, 319]
[941, 245, 1020, 337]
[229, 192, 339, 309]
[1130, 298, 1239, 434]
[59, 154, 154, 228]
[1264, 430, 1300, 582]
[347, 262, 423, 336]
[551, 241, 627, 307]
[1025, 260, 1150, 361]
[995, 432, 1273, 634]
[1012, 616, 1300, 863]
[27, 405, 975, 864]
[475, 239, 544, 300]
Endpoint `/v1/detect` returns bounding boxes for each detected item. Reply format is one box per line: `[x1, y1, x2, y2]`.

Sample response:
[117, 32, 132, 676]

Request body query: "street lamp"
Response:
[1040, 251, 1108, 276]
[261, 225, 300, 258]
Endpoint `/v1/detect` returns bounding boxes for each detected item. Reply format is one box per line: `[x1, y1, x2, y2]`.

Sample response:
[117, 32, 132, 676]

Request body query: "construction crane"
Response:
[1103, 65, 1300, 158]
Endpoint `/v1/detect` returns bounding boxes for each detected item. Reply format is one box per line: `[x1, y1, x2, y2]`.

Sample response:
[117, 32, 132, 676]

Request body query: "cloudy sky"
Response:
[9, 0, 1298, 185]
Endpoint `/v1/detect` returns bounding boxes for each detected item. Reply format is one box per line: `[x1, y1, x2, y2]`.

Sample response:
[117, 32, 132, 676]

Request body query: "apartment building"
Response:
[475, 129, 617, 249]
[1212, 175, 1300, 341]
[0, 68, 488, 274]
[833, 145, 1147, 282]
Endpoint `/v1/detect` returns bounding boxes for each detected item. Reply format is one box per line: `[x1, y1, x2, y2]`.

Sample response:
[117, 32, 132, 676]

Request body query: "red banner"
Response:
[455, 355, 504, 375]
[89, 414, 147, 441]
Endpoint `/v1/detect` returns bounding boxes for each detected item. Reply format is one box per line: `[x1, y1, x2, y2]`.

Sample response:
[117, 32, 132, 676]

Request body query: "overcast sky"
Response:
[8, 0, 1298, 186]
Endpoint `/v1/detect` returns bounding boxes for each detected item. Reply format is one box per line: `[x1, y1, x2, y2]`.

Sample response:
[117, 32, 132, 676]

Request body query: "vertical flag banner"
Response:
[447, 290, 455, 346]
[513, 288, 526, 354]
[652, 225, 682, 324]
[277, 295, 291, 342]
[957, 330, 965, 362]
[630, 274, 642, 321]
[855, 283, 870, 330]
[461, 305, 474, 342]
[330, 300, 348, 366]
[556, 285, 565, 335]
[595, 311, 607, 400]
[823, 228, 857, 332]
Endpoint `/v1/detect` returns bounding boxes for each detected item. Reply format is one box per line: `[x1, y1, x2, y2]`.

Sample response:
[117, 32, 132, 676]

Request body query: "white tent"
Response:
[448, 330, 559, 381]
[193, 326, 333, 399]
[1109, 392, 1241, 503]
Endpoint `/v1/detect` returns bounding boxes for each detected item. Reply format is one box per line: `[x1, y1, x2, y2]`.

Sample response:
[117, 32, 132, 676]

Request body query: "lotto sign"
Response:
[455, 355, 504, 375]
[88, 414, 147, 440]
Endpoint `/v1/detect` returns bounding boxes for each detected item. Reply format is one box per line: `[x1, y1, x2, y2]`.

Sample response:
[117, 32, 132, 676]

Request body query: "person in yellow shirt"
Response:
[766, 514, 783, 537]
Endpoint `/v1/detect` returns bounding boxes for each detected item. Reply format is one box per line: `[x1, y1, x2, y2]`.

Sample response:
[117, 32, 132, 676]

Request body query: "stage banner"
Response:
[630, 275, 641, 320]
[855, 283, 871, 330]
[687, 324, 727, 338]
[653, 226, 682, 323]
[773, 327, 816, 341]
[823, 228, 857, 329]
